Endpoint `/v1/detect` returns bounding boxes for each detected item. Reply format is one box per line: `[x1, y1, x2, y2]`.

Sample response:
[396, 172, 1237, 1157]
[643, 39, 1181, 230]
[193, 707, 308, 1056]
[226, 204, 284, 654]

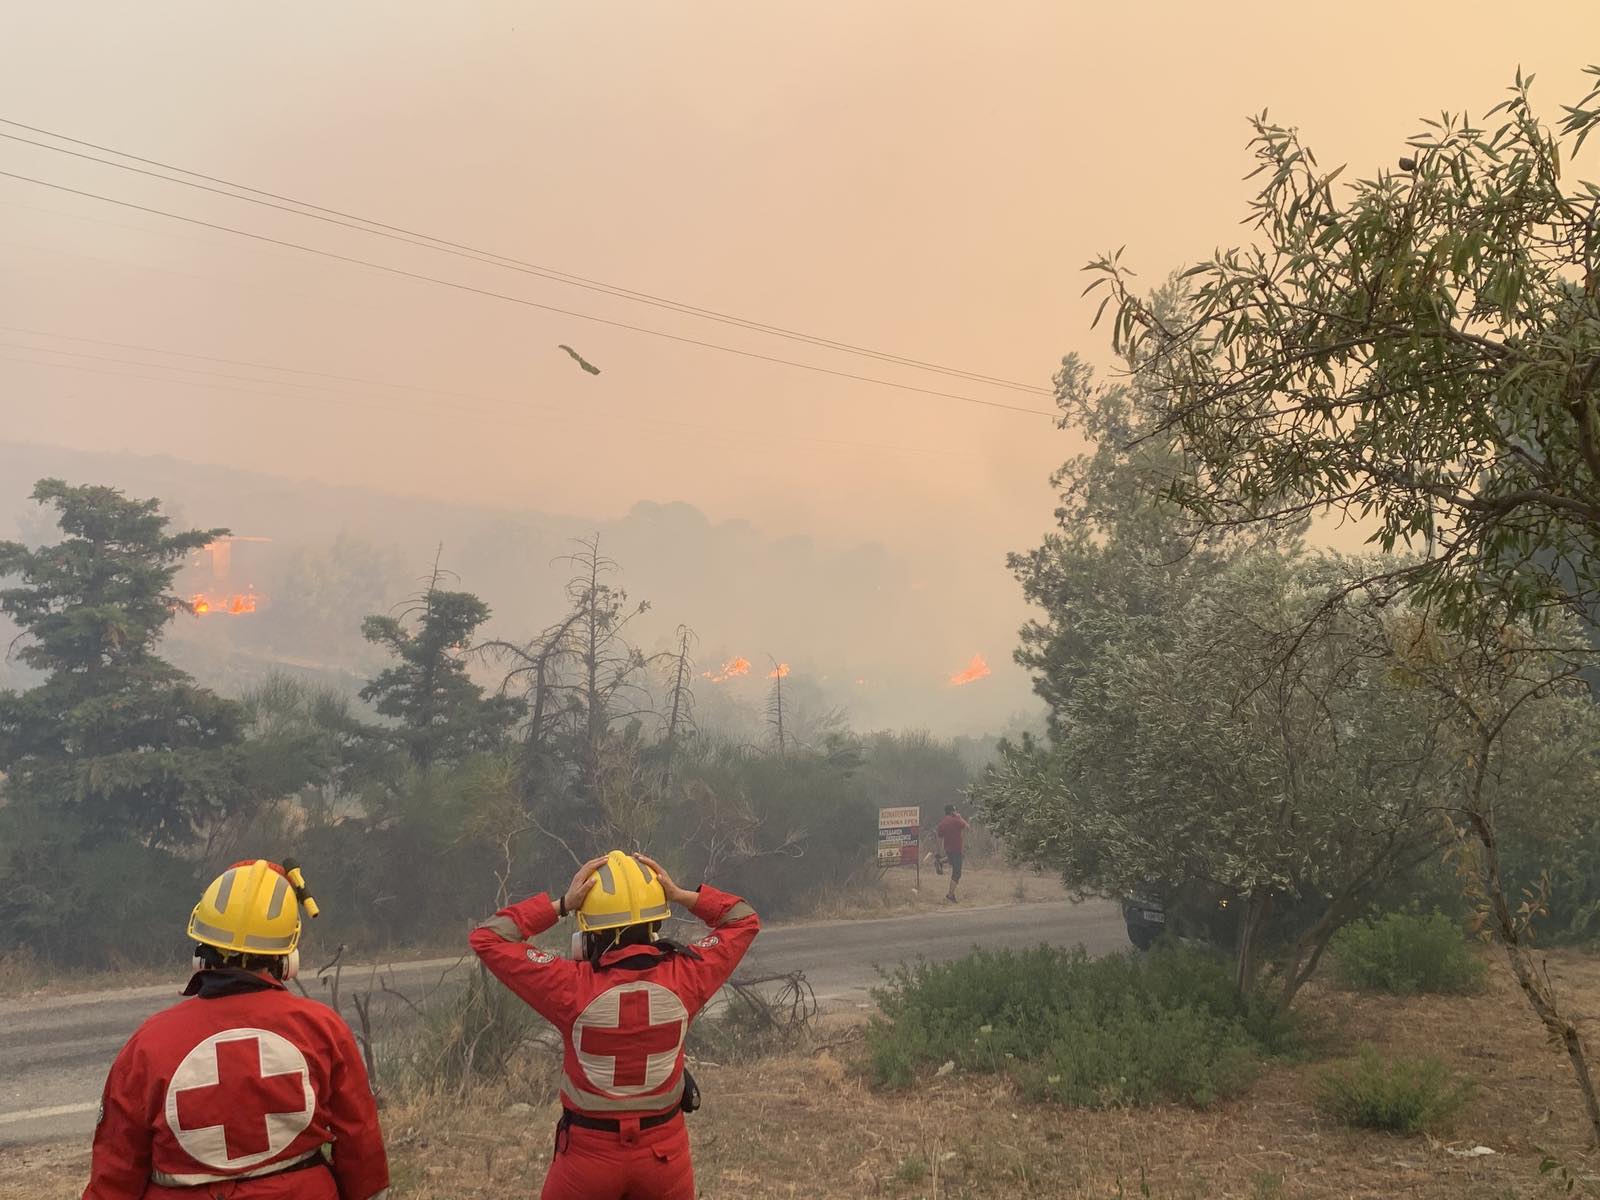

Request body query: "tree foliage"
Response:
[1088, 67, 1600, 628]
[359, 566, 523, 769]
[0, 481, 324, 963]
[0, 479, 256, 846]
[984, 553, 1461, 1009]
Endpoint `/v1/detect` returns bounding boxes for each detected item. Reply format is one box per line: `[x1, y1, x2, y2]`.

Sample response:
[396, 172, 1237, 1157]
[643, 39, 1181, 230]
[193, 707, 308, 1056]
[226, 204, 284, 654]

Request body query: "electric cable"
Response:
[0, 118, 1051, 396]
[0, 168, 1055, 418]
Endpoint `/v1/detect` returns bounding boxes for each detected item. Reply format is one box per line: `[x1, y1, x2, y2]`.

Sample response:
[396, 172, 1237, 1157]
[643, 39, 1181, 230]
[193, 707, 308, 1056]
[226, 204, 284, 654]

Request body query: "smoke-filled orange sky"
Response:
[2, 2, 1597, 626]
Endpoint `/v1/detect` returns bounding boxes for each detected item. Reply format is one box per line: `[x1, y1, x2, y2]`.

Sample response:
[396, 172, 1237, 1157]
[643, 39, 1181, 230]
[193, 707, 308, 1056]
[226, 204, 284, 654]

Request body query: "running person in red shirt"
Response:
[936, 805, 971, 903]
[470, 849, 759, 1200]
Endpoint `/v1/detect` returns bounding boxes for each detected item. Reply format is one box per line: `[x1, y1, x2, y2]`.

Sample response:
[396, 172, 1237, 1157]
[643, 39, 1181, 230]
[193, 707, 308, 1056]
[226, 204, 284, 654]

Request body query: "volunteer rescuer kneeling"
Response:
[470, 850, 759, 1200]
[84, 859, 389, 1200]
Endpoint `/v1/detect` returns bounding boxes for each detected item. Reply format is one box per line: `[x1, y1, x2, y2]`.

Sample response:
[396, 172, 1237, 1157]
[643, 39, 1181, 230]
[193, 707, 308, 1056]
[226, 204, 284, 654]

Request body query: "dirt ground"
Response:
[11, 946, 1600, 1198]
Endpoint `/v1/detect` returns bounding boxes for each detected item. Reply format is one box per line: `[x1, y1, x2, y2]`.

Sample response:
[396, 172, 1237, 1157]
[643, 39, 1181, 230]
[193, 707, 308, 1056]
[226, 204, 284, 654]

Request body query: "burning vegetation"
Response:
[949, 653, 991, 686]
[185, 536, 269, 617]
[189, 590, 260, 615]
[702, 656, 752, 683]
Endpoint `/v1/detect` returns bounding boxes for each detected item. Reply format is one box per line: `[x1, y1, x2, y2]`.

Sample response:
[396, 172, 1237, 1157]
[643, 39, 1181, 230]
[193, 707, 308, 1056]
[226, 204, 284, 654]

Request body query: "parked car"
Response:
[1122, 885, 1168, 951]
[1121, 879, 1326, 952]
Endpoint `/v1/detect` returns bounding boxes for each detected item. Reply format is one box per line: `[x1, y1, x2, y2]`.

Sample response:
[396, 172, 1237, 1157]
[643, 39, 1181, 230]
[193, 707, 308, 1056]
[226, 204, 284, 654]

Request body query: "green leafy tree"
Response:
[0, 480, 254, 846]
[0, 481, 316, 962]
[1386, 607, 1600, 1141]
[359, 569, 523, 769]
[982, 554, 1455, 1011]
[1086, 67, 1600, 629]
[1009, 345, 1288, 736]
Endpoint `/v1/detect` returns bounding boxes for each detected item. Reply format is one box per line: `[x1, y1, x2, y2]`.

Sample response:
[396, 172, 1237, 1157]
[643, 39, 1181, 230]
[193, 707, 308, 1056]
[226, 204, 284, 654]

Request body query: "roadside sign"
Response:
[877, 806, 921, 869]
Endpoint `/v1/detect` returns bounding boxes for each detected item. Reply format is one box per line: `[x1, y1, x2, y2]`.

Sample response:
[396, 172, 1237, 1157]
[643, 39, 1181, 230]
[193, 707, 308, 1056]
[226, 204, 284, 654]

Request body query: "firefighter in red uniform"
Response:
[470, 849, 760, 1200]
[84, 859, 389, 1200]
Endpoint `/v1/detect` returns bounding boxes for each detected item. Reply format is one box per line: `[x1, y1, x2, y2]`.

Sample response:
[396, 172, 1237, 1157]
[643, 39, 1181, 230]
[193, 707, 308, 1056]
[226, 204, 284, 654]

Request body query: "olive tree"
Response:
[1087, 67, 1600, 629]
[1386, 608, 1600, 1141]
[981, 553, 1454, 1013]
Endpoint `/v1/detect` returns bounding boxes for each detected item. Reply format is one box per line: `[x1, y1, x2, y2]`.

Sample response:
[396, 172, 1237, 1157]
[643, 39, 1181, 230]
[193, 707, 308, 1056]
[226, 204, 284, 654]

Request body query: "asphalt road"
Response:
[0, 897, 1126, 1151]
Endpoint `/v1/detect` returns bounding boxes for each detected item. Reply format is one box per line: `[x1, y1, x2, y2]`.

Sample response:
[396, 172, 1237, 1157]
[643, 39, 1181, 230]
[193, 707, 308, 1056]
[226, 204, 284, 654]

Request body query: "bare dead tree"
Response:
[478, 608, 585, 752]
[767, 656, 788, 759]
[559, 536, 656, 784]
[662, 625, 698, 788]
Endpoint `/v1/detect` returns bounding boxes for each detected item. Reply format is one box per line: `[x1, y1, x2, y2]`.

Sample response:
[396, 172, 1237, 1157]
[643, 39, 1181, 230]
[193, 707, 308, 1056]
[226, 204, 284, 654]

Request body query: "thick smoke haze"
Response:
[2, 2, 1596, 734]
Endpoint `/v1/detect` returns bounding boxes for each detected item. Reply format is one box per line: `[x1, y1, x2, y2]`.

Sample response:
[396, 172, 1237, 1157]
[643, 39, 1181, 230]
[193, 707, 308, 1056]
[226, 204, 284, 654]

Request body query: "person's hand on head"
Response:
[636, 854, 698, 908]
[562, 856, 609, 914]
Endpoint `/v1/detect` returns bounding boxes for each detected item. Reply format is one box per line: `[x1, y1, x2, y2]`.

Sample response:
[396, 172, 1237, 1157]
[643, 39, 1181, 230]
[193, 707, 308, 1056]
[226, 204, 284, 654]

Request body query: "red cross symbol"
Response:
[580, 990, 683, 1087]
[173, 1037, 307, 1160]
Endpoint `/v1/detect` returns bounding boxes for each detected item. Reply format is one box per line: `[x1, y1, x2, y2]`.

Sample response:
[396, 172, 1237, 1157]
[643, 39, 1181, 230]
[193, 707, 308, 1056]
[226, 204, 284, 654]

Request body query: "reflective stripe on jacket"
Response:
[469, 884, 759, 1122]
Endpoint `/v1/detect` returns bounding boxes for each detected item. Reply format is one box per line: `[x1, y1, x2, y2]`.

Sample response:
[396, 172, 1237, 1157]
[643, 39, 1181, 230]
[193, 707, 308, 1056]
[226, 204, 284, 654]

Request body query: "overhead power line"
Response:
[0, 117, 1052, 397]
[2, 351, 949, 466]
[0, 168, 1055, 418]
[0, 331, 982, 461]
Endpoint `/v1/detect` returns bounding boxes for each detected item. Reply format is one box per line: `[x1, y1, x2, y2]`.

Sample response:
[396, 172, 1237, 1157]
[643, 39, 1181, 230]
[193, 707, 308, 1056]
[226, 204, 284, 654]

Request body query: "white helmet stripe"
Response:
[264, 875, 290, 921]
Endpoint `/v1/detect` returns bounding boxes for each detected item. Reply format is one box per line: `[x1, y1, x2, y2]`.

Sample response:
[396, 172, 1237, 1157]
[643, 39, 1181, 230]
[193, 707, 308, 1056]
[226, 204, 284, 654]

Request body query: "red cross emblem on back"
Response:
[574, 983, 688, 1094]
[175, 1038, 306, 1158]
[165, 1030, 315, 1168]
[580, 991, 682, 1086]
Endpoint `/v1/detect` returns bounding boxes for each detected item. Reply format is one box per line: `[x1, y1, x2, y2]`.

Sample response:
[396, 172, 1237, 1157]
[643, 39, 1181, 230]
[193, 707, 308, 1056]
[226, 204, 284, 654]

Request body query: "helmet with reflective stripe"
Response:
[188, 859, 302, 956]
[577, 849, 671, 933]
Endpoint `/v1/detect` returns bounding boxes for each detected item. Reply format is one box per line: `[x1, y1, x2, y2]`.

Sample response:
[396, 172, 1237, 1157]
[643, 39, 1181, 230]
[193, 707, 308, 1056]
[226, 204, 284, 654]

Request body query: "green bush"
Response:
[866, 944, 1290, 1108]
[1330, 911, 1486, 995]
[1312, 1045, 1470, 1133]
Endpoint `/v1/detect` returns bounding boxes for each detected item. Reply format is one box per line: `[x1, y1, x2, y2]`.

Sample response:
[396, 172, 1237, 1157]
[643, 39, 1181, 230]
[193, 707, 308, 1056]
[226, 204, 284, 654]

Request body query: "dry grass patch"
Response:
[15, 951, 1600, 1198]
[0, 945, 175, 999]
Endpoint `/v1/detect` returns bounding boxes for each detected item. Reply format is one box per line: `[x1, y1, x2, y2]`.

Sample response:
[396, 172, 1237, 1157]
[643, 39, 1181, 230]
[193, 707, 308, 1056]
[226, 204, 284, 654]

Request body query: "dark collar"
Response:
[596, 938, 702, 972]
[183, 968, 285, 998]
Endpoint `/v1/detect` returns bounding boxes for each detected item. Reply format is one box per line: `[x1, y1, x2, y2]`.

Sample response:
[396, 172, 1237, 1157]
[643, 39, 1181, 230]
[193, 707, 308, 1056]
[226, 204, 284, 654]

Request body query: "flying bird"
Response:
[558, 344, 601, 375]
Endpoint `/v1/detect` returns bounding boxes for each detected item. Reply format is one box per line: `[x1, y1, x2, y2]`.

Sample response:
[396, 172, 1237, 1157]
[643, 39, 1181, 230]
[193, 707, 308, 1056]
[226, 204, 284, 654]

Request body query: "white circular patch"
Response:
[573, 981, 688, 1097]
[693, 935, 720, 949]
[527, 948, 555, 965]
[163, 1028, 315, 1170]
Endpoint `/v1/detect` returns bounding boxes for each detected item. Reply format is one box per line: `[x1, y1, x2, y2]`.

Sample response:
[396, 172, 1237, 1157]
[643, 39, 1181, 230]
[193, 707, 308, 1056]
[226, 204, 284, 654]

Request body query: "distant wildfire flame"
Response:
[701, 656, 752, 684]
[190, 589, 260, 616]
[948, 654, 991, 687]
[768, 662, 791, 679]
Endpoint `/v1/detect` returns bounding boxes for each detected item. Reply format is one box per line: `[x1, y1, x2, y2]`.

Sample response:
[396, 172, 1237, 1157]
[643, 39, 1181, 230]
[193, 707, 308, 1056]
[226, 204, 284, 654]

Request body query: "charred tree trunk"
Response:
[767, 658, 787, 759]
[663, 626, 696, 788]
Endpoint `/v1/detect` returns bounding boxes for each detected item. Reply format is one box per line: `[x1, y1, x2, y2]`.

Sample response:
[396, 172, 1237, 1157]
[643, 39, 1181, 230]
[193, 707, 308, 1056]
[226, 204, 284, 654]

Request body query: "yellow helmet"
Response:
[577, 850, 670, 932]
[188, 859, 305, 956]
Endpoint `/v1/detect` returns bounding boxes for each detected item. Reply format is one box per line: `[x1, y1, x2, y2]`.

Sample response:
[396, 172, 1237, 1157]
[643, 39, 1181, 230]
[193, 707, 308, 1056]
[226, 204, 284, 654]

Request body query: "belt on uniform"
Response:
[561, 1107, 680, 1134]
[554, 1107, 679, 1156]
[150, 1148, 329, 1188]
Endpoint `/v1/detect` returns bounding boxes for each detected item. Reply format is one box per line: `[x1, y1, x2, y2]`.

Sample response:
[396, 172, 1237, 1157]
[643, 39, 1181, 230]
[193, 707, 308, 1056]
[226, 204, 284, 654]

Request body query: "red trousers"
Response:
[540, 1116, 695, 1200]
[144, 1164, 339, 1200]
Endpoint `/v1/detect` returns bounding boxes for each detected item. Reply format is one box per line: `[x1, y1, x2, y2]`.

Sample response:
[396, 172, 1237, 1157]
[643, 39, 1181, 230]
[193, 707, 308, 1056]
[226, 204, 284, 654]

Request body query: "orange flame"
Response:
[190, 589, 260, 616]
[768, 662, 791, 679]
[948, 654, 991, 687]
[701, 656, 752, 684]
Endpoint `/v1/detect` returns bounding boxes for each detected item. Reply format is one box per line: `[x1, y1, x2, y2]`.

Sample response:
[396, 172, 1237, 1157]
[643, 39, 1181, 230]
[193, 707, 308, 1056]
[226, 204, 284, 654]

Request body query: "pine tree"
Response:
[359, 566, 523, 768]
[0, 479, 253, 847]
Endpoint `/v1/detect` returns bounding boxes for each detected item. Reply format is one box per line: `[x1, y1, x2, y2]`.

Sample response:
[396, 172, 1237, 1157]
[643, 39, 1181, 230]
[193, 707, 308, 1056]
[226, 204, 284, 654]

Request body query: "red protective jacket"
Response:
[469, 884, 759, 1120]
[83, 970, 388, 1200]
